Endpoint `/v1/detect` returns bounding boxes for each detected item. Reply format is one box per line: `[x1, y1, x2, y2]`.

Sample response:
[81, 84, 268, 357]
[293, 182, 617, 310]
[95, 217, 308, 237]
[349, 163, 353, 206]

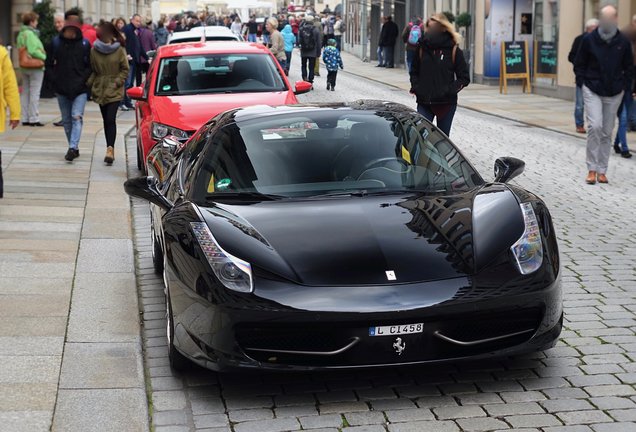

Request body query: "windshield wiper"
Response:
[206, 192, 286, 201]
[308, 190, 370, 198]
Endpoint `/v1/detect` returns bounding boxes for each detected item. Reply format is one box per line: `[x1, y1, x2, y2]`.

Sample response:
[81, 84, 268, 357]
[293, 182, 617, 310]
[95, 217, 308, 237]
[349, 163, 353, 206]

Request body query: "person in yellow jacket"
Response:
[1, 44, 20, 133]
[1, 42, 21, 199]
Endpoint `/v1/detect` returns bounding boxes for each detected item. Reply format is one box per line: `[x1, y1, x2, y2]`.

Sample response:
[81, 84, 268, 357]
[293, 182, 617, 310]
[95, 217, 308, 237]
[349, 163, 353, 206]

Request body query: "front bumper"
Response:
[169, 275, 563, 372]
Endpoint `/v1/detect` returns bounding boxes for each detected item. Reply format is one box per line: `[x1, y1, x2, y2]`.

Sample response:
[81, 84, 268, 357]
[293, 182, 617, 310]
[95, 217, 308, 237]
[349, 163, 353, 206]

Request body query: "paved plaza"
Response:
[2, 54, 636, 431]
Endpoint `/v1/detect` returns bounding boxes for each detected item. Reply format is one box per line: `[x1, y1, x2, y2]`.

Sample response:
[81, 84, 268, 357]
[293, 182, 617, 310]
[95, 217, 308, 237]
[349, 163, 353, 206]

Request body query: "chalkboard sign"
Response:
[500, 41, 531, 94]
[535, 41, 558, 77]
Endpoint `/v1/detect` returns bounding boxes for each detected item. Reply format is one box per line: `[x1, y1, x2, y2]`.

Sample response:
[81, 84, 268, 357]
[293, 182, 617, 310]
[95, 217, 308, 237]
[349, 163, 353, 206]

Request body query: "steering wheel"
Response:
[357, 157, 411, 179]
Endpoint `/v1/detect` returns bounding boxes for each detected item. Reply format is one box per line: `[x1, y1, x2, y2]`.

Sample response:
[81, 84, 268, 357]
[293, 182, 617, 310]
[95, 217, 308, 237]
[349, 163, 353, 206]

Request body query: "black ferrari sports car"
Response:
[125, 100, 562, 371]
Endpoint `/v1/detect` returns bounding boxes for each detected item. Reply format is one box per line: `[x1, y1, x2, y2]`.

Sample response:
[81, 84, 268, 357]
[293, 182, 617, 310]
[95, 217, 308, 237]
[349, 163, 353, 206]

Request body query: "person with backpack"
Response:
[409, 13, 470, 137]
[17, 12, 46, 127]
[403, 17, 423, 73]
[87, 21, 129, 165]
[299, 15, 321, 84]
[52, 20, 92, 162]
[322, 38, 343, 91]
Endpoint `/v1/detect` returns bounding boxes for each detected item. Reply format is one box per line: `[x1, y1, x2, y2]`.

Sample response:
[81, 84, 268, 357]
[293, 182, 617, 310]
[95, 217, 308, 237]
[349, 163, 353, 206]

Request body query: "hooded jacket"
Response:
[409, 31, 470, 105]
[282, 25, 296, 52]
[0, 45, 20, 133]
[52, 24, 92, 99]
[87, 40, 129, 105]
[574, 28, 634, 96]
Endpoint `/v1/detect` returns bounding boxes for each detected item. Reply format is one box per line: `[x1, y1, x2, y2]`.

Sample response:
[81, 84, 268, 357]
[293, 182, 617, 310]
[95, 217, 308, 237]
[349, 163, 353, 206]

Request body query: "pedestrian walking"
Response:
[121, 14, 147, 110]
[379, 16, 399, 68]
[17, 11, 46, 127]
[322, 38, 343, 91]
[230, 17, 242, 36]
[81, 17, 97, 46]
[154, 20, 169, 46]
[1, 41, 21, 198]
[246, 16, 258, 43]
[409, 13, 469, 137]
[376, 16, 387, 67]
[334, 15, 344, 51]
[266, 18, 286, 71]
[569, 19, 599, 134]
[402, 17, 423, 73]
[87, 22, 129, 165]
[575, 5, 634, 185]
[622, 14, 636, 131]
[313, 16, 323, 76]
[299, 15, 321, 84]
[613, 89, 633, 158]
[138, 21, 157, 78]
[281, 24, 296, 75]
[51, 20, 92, 162]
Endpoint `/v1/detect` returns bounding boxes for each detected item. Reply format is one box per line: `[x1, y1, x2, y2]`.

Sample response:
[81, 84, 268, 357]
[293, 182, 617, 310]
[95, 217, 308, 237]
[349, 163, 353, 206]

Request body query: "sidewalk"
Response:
[0, 99, 148, 432]
[339, 50, 636, 144]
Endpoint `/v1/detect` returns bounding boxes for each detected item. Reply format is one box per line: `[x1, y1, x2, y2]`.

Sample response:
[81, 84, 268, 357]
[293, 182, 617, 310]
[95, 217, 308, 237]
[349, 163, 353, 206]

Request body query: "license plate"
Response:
[369, 323, 423, 336]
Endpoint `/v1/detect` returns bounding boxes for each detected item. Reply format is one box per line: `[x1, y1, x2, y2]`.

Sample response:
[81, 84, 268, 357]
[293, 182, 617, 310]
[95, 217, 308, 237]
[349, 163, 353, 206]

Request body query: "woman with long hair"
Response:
[409, 13, 469, 136]
[87, 21, 129, 165]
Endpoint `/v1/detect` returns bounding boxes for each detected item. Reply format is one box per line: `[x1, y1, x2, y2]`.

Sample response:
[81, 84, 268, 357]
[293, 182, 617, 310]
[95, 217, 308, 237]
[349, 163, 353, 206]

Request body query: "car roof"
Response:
[157, 41, 271, 58]
[228, 100, 416, 123]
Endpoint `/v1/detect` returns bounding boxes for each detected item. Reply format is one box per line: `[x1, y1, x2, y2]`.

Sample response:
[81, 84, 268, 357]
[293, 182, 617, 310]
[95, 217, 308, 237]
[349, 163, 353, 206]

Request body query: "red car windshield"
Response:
[155, 53, 287, 96]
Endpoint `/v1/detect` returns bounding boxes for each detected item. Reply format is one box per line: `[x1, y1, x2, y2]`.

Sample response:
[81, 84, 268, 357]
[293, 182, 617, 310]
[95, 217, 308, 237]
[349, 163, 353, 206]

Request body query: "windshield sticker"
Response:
[162, 85, 171, 91]
[216, 178, 232, 190]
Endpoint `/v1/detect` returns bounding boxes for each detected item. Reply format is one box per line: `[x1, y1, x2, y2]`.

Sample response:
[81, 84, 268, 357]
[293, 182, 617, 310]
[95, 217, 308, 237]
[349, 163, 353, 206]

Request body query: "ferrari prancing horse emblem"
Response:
[393, 337, 406, 355]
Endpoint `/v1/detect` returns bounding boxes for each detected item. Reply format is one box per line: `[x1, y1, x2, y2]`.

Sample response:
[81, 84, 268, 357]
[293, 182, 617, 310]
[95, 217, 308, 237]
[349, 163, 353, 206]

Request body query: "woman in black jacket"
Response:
[409, 13, 469, 136]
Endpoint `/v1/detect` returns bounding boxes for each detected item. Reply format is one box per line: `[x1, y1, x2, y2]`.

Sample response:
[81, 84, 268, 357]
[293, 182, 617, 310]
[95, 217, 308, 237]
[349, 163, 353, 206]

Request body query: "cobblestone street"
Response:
[124, 56, 636, 432]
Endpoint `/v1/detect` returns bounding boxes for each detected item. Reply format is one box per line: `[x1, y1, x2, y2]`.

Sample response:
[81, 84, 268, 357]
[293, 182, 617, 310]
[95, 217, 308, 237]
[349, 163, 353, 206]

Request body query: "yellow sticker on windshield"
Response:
[207, 175, 215, 193]
[401, 145, 412, 164]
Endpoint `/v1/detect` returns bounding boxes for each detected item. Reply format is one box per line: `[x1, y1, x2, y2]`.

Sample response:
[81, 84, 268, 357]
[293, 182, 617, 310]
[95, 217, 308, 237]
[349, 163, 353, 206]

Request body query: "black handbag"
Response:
[0, 149, 3, 198]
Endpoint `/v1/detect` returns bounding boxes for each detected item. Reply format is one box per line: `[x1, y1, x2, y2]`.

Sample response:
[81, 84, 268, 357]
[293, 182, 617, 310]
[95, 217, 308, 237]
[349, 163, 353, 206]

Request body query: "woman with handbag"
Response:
[16, 11, 46, 127]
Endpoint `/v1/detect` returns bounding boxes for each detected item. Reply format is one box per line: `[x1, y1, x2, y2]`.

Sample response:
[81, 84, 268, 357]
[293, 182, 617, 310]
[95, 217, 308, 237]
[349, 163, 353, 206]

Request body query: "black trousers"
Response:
[99, 102, 119, 148]
[327, 70, 338, 88]
[301, 57, 316, 83]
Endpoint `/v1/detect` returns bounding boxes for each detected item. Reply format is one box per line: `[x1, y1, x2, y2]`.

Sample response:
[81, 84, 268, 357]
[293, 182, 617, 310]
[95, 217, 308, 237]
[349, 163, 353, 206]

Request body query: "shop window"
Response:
[533, 0, 559, 88]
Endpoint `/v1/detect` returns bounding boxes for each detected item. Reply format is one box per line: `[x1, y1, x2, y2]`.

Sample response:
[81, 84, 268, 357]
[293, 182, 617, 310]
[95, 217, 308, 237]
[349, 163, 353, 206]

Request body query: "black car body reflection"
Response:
[125, 101, 562, 371]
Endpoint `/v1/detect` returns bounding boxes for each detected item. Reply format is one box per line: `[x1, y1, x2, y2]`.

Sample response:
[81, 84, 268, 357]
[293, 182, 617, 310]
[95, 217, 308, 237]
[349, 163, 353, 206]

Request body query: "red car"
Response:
[127, 42, 312, 171]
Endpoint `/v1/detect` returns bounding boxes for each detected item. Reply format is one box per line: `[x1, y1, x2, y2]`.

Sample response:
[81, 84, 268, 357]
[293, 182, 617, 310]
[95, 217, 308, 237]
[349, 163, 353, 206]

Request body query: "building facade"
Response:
[342, 0, 636, 100]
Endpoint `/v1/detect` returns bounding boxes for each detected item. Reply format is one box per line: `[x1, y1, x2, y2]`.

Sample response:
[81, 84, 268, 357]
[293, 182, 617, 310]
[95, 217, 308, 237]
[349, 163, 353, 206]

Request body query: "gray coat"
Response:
[300, 23, 321, 58]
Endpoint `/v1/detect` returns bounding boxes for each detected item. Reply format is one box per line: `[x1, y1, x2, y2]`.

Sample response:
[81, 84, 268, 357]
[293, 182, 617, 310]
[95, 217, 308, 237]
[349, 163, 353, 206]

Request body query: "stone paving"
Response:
[127, 56, 636, 432]
[0, 100, 148, 432]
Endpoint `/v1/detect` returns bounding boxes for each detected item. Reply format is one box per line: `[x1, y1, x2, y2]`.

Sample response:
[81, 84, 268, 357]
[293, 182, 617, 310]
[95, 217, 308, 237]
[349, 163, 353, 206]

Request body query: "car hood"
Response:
[199, 185, 525, 286]
[154, 92, 296, 131]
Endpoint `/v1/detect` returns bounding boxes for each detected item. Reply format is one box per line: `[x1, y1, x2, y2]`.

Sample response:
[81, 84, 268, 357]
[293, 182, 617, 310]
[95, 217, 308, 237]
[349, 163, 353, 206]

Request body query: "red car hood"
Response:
[153, 92, 297, 132]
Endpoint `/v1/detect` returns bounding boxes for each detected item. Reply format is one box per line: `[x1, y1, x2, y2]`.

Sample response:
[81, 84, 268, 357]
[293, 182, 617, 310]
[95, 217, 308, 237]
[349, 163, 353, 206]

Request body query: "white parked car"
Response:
[168, 26, 244, 44]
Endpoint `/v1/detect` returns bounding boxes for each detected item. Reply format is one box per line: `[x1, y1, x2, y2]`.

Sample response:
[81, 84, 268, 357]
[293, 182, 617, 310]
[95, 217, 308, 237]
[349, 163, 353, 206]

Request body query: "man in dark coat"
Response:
[299, 15, 321, 84]
[569, 18, 598, 133]
[121, 14, 147, 110]
[51, 21, 92, 162]
[574, 5, 634, 185]
[379, 15, 399, 68]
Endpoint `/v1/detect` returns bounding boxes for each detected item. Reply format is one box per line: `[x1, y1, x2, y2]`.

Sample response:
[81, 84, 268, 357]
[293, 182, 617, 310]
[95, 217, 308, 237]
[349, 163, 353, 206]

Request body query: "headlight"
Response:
[190, 222, 253, 293]
[510, 202, 543, 275]
[151, 122, 190, 141]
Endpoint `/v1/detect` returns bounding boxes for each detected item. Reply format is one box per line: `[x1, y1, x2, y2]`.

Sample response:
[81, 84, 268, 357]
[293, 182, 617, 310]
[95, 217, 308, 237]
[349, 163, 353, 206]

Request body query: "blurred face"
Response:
[54, 16, 64, 32]
[599, 5, 618, 30]
[131, 15, 142, 28]
[62, 27, 76, 39]
[31, 18, 39, 28]
[116, 19, 124, 30]
[426, 19, 443, 33]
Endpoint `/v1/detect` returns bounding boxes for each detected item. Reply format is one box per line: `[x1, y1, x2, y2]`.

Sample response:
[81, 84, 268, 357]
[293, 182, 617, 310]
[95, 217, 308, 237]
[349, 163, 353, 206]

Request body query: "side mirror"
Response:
[294, 80, 312, 95]
[127, 86, 145, 101]
[124, 176, 173, 211]
[494, 157, 525, 183]
[146, 50, 156, 59]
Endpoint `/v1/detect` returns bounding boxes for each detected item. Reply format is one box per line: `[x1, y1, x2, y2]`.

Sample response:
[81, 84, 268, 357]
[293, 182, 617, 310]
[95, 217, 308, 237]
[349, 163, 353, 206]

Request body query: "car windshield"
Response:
[191, 110, 484, 202]
[155, 53, 286, 96]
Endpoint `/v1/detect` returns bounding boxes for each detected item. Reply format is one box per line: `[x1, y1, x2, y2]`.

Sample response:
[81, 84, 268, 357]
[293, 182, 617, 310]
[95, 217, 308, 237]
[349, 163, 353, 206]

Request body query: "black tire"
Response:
[165, 285, 190, 371]
[151, 219, 163, 275]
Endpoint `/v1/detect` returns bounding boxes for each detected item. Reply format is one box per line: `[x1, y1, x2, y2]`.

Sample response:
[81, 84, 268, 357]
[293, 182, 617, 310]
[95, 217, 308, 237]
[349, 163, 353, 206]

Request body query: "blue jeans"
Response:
[377, 46, 385, 66]
[248, 33, 257, 42]
[122, 61, 136, 108]
[383, 45, 395, 67]
[57, 93, 88, 150]
[575, 85, 584, 127]
[417, 104, 458, 137]
[614, 91, 632, 152]
[406, 50, 415, 73]
[335, 35, 342, 51]
[629, 92, 636, 127]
